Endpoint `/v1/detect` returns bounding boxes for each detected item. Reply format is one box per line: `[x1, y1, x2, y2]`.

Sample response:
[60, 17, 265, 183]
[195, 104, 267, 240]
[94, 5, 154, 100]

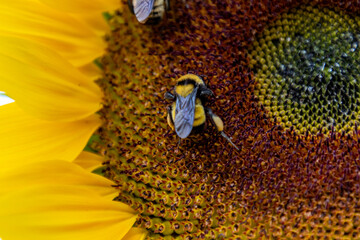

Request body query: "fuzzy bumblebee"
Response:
[165, 74, 239, 150]
[128, 0, 169, 24]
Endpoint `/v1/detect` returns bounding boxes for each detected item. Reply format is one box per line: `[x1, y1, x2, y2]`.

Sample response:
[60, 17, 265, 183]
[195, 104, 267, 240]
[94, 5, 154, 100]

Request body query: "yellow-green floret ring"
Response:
[249, 5, 360, 135]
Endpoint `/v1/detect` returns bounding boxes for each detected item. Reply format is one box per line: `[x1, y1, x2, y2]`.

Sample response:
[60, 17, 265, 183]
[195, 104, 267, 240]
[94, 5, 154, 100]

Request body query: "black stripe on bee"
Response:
[176, 79, 197, 86]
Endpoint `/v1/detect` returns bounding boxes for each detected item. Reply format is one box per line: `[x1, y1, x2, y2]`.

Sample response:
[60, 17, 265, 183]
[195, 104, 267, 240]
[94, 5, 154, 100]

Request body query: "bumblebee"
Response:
[128, 0, 169, 24]
[165, 74, 239, 150]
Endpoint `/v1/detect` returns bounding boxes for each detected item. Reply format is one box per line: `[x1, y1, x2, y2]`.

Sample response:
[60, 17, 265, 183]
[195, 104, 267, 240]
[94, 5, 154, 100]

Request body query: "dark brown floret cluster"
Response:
[95, 0, 360, 239]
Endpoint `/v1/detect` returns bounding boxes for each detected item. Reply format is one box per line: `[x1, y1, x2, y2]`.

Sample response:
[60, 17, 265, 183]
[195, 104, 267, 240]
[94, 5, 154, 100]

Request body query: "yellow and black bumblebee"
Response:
[128, 0, 169, 24]
[165, 74, 239, 150]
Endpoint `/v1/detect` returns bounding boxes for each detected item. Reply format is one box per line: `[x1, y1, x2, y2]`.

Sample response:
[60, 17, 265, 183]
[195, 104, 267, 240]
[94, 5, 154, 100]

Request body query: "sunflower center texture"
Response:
[249, 6, 360, 135]
[95, 1, 360, 239]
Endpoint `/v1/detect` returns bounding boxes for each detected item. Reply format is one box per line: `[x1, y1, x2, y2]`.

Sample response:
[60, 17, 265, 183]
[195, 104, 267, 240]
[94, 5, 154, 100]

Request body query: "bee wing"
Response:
[174, 86, 198, 139]
[134, 0, 155, 23]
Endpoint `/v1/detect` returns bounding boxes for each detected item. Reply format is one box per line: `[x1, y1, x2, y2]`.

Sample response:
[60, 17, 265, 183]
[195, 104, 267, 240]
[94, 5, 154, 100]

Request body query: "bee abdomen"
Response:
[193, 104, 206, 127]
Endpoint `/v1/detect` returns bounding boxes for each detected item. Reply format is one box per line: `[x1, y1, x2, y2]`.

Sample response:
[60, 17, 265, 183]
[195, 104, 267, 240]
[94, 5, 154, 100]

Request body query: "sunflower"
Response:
[2, 0, 360, 239]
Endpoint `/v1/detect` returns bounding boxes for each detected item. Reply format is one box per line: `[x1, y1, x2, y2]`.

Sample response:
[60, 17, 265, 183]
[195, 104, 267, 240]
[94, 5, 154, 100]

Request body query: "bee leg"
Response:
[167, 105, 175, 130]
[205, 107, 239, 151]
[127, 0, 134, 14]
[165, 0, 170, 11]
[205, 107, 224, 132]
[198, 85, 215, 97]
[164, 91, 175, 100]
[177, 138, 181, 151]
[199, 87, 214, 98]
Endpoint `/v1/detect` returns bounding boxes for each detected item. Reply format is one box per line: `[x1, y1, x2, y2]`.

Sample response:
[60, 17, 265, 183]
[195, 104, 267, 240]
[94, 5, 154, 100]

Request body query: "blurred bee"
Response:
[128, 0, 170, 24]
[165, 74, 239, 150]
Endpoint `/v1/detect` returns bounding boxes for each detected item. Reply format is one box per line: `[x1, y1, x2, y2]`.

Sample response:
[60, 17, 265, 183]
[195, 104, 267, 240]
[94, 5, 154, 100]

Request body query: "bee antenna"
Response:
[220, 131, 239, 151]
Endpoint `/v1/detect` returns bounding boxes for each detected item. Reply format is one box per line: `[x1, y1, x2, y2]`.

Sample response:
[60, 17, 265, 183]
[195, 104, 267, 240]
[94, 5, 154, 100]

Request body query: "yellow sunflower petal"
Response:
[40, 0, 121, 13]
[123, 228, 148, 240]
[0, 186, 137, 240]
[0, 36, 102, 121]
[73, 151, 105, 171]
[0, 0, 106, 67]
[79, 62, 102, 77]
[72, 12, 111, 36]
[0, 160, 117, 200]
[0, 103, 101, 170]
[0, 160, 136, 240]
